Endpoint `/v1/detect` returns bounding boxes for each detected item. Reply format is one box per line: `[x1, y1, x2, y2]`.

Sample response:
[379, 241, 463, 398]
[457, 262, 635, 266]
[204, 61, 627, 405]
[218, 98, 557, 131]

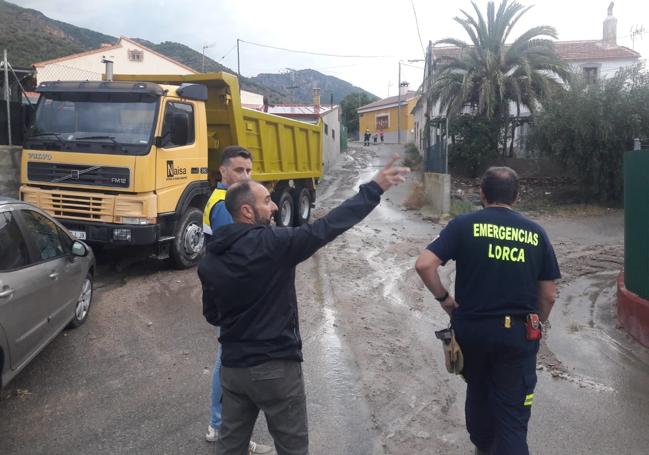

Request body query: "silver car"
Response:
[0, 197, 95, 387]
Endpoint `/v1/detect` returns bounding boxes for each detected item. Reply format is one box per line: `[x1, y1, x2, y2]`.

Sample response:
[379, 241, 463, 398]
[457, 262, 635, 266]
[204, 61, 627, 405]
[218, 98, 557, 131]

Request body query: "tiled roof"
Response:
[267, 105, 337, 115]
[358, 91, 417, 112]
[553, 40, 640, 61]
[430, 40, 640, 63]
[33, 37, 196, 73]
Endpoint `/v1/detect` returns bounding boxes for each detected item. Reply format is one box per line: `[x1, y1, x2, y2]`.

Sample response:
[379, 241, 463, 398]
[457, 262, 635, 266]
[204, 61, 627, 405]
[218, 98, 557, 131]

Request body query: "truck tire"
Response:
[292, 188, 312, 226]
[170, 207, 205, 269]
[273, 190, 294, 228]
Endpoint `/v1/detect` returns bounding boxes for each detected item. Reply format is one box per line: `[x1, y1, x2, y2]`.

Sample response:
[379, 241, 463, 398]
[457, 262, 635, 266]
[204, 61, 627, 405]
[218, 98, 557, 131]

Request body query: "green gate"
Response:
[624, 149, 649, 299]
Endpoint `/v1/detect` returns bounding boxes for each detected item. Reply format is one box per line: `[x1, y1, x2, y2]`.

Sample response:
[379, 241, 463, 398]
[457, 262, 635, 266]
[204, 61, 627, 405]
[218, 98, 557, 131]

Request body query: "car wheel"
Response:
[68, 274, 93, 329]
[292, 188, 312, 226]
[273, 190, 294, 228]
[171, 207, 205, 269]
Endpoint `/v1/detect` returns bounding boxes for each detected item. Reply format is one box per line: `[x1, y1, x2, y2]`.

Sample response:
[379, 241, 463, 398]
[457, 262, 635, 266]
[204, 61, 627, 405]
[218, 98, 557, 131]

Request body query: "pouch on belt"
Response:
[435, 327, 464, 374]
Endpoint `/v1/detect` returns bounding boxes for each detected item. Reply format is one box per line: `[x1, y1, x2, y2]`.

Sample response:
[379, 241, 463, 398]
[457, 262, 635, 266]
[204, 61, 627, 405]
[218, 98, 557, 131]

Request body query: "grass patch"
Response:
[450, 199, 478, 216]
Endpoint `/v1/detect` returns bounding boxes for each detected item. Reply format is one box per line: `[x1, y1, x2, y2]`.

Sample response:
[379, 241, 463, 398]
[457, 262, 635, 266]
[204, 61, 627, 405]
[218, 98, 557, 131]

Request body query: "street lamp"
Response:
[397, 59, 424, 144]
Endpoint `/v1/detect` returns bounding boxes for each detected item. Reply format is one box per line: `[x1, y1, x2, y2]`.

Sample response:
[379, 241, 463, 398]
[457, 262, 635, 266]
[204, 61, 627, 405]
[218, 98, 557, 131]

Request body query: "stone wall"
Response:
[0, 145, 21, 198]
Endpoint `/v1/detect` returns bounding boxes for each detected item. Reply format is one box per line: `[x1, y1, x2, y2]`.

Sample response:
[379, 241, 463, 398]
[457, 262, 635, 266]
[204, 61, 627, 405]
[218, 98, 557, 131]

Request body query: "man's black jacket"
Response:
[198, 181, 384, 367]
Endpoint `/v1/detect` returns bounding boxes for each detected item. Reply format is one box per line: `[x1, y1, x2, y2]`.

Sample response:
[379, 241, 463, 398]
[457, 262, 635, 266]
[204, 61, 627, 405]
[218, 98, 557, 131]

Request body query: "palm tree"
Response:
[429, 0, 568, 120]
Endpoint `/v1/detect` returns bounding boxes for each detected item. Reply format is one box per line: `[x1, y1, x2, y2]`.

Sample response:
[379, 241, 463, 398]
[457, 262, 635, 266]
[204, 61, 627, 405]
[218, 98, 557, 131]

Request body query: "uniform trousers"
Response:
[453, 317, 539, 455]
[217, 360, 308, 455]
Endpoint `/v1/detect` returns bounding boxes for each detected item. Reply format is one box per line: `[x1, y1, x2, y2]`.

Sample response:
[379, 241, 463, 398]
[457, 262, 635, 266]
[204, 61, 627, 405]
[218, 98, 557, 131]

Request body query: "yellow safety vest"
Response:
[203, 188, 228, 235]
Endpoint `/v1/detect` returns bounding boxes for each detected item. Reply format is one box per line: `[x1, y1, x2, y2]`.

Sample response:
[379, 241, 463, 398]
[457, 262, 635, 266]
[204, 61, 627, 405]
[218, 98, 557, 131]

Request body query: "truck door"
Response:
[156, 101, 203, 203]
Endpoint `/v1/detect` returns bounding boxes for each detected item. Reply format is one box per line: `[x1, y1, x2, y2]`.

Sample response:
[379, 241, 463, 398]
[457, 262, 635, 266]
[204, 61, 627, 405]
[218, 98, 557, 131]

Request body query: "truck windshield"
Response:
[24, 93, 159, 155]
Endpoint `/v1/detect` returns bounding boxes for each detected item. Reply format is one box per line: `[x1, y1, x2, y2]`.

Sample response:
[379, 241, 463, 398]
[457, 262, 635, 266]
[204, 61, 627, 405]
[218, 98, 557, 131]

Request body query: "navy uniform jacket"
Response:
[428, 207, 561, 320]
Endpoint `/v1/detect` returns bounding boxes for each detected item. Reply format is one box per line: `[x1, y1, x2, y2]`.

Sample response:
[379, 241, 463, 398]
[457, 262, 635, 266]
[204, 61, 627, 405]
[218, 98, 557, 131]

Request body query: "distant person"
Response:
[363, 128, 371, 146]
[415, 167, 560, 455]
[373, 131, 378, 144]
[199, 156, 410, 455]
[379, 129, 385, 143]
[202, 145, 272, 454]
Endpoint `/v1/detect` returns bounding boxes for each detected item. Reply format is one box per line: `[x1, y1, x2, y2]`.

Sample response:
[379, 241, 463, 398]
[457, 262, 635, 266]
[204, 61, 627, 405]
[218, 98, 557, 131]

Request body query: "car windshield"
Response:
[25, 92, 159, 155]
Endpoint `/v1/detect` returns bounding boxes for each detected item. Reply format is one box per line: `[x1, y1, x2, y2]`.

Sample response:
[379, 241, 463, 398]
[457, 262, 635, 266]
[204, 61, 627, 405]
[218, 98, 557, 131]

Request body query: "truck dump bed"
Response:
[113, 72, 323, 183]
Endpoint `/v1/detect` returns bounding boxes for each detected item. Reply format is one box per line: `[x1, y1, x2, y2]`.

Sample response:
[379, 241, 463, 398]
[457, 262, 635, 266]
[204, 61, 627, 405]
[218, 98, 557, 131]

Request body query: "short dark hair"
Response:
[481, 166, 519, 205]
[221, 145, 252, 166]
[225, 180, 257, 219]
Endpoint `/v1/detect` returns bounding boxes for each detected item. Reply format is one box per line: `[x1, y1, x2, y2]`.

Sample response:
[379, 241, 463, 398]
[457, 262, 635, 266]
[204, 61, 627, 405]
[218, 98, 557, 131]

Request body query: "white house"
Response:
[413, 4, 642, 159]
[33, 36, 196, 83]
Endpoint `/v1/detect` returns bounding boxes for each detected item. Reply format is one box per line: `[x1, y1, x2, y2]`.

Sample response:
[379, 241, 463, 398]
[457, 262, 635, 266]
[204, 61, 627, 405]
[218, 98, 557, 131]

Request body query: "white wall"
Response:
[36, 38, 194, 83]
[321, 107, 341, 171]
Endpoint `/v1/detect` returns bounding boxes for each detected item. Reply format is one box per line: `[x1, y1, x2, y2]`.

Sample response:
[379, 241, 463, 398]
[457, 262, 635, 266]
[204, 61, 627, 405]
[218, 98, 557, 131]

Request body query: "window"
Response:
[583, 67, 598, 84]
[332, 129, 336, 140]
[128, 49, 144, 62]
[324, 123, 329, 135]
[19, 210, 65, 261]
[376, 114, 389, 130]
[0, 211, 30, 271]
[161, 102, 195, 148]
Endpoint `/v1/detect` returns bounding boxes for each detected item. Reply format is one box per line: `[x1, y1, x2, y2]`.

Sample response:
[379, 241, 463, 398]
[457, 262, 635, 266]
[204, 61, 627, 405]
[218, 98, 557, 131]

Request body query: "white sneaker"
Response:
[249, 440, 274, 454]
[205, 425, 219, 442]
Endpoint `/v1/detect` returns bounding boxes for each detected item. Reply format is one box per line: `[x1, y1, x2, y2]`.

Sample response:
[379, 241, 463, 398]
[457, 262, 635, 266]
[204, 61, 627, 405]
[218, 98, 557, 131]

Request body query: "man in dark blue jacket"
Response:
[198, 156, 409, 455]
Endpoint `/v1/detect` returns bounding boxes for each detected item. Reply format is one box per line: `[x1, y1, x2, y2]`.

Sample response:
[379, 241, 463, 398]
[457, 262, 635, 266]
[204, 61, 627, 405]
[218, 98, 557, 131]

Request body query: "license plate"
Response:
[70, 230, 86, 240]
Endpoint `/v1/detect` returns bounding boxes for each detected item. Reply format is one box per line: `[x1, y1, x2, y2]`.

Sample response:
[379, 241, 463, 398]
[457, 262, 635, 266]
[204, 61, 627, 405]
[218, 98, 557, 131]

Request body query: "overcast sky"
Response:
[12, 0, 649, 97]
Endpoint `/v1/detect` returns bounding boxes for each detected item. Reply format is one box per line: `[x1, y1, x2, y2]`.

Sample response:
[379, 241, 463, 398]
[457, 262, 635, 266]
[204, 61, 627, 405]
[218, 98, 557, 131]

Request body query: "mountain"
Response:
[0, 0, 117, 67]
[250, 69, 378, 105]
[0, 0, 376, 104]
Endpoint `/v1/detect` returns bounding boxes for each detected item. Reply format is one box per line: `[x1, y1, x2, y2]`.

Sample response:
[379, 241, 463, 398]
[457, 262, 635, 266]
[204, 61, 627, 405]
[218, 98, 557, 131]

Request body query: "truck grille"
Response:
[27, 162, 130, 188]
[45, 192, 114, 221]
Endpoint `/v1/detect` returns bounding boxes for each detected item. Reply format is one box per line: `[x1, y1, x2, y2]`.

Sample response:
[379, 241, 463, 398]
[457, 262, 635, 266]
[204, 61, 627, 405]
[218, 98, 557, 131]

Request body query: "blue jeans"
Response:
[210, 344, 223, 429]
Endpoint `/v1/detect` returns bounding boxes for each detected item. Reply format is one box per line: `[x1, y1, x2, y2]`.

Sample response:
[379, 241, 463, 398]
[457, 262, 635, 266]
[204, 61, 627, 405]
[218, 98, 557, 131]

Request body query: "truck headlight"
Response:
[120, 217, 157, 225]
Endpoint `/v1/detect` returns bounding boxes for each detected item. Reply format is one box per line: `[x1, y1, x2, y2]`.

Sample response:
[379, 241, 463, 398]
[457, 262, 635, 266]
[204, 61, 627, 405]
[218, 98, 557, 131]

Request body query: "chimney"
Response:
[312, 87, 321, 118]
[603, 2, 617, 47]
[102, 57, 113, 81]
[399, 81, 410, 97]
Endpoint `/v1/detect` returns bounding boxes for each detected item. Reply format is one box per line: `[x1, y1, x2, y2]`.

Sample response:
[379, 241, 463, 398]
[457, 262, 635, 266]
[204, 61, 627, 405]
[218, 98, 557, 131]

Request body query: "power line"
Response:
[220, 43, 237, 61]
[238, 39, 395, 59]
[410, 0, 426, 56]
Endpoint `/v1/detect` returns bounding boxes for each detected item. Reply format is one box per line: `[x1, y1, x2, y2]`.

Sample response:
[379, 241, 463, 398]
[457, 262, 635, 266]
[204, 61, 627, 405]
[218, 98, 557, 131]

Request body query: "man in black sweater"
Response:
[198, 156, 409, 455]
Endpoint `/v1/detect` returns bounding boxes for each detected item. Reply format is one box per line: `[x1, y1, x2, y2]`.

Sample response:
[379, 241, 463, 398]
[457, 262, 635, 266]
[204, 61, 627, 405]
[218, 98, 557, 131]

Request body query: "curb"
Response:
[617, 272, 649, 348]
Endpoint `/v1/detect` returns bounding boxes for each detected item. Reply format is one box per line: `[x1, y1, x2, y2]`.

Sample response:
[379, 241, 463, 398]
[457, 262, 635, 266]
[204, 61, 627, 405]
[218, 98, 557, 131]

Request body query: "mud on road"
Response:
[2, 144, 649, 455]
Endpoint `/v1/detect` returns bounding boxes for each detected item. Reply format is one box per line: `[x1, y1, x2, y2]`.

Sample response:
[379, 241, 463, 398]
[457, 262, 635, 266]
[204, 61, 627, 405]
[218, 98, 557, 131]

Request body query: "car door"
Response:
[17, 209, 81, 341]
[0, 208, 49, 371]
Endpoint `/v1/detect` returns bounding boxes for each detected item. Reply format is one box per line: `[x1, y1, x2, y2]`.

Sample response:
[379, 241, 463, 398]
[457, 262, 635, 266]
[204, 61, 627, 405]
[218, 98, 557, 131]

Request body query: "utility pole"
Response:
[237, 39, 241, 78]
[397, 59, 424, 144]
[397, 62, 402, 144]
[202, 43, 215, 72]
[3, 49, 12, 146]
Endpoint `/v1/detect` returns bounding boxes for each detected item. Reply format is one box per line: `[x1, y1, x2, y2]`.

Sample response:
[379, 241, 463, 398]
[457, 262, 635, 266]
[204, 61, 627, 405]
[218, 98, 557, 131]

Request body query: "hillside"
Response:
[251, 69, 378, 105]
[0, 0, 376, 104]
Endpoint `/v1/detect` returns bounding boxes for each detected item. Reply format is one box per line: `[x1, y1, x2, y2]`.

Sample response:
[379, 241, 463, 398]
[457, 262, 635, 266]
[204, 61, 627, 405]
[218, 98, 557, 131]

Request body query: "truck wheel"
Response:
[292, 188, 312, 226]
[171, 207, 205, 269]
[273, 190, 294, 228]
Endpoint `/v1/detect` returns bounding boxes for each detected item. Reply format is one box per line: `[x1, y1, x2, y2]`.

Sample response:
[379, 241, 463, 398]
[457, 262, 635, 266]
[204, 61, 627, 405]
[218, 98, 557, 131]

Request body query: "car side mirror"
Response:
[71, 241, 88, 257]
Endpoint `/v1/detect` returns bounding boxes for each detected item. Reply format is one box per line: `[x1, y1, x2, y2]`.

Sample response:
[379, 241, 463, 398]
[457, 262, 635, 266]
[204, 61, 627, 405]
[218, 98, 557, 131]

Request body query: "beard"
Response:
[252, 207, 272, 226]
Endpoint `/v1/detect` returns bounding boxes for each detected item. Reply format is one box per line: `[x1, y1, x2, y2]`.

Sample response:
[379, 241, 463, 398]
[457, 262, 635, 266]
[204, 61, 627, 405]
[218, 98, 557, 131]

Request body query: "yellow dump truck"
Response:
[20, 72, 323, 268]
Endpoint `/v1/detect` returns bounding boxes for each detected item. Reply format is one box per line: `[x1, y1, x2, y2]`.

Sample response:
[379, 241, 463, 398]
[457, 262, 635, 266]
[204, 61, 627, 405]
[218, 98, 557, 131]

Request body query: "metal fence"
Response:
[425, 142, 447, 173]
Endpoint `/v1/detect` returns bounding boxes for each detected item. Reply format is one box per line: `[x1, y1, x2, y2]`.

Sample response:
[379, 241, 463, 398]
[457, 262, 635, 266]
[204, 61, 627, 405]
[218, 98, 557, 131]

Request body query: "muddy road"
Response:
[1, 144, 649, 454]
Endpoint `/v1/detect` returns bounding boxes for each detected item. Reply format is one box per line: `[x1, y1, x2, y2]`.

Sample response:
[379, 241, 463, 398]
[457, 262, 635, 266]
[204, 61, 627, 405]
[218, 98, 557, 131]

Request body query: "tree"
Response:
[529, 65, 649, 202]
[340, 92, 374, 137]
[430, 0, 568, 120]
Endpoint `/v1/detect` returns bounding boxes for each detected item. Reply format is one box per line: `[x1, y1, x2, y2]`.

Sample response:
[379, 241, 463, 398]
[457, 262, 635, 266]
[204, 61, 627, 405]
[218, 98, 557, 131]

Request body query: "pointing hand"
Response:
[373, 154, 411, 191]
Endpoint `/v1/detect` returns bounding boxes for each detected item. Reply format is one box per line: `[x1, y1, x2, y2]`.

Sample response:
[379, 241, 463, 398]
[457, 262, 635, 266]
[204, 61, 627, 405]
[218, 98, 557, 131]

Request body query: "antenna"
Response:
[630, 25, 646, 49]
